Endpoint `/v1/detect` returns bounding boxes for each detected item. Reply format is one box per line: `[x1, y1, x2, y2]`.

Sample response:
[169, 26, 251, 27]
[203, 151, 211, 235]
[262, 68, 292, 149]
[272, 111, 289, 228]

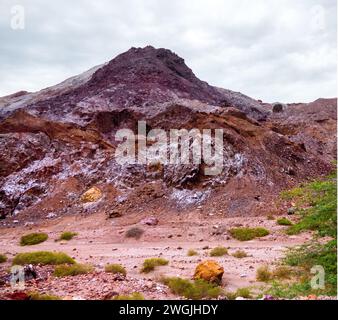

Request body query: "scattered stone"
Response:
[272, 103, 284, 113]
[24, 222, 35, 227]
[80, 187, 102, 203]
[107, 208, 123, 219]
[287, 207, 297, 215]
[24, 264, 38, 281]
[193, 260, 224, 284]
[285, 167, 296, 176]
[211, 225, 226, 236]
[140, 216, 159, 226]
[112, 274, 125, 281]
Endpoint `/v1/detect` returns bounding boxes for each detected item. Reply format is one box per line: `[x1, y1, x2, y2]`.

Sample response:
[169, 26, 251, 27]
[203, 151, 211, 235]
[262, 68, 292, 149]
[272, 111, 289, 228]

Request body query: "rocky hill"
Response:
[0, 46, 336, 223]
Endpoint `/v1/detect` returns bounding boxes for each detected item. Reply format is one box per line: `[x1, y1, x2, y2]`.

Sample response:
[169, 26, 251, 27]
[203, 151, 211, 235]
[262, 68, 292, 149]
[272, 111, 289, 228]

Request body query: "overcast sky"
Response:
[0, 0, 336, 102]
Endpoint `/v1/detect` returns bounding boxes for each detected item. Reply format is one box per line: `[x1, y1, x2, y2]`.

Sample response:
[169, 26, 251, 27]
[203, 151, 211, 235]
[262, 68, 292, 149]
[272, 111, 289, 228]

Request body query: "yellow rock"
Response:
[80, 186, 102, 203]
[193, 260, 224, 284]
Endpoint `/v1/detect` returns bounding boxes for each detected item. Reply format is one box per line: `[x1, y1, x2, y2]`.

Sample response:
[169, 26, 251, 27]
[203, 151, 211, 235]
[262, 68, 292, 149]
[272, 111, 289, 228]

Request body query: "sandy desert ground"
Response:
[0, 210, 315, 300]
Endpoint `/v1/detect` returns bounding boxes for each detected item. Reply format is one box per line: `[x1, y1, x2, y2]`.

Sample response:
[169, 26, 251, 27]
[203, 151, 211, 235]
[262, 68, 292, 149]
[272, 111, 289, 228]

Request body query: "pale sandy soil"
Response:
[0, 212, 312, 299]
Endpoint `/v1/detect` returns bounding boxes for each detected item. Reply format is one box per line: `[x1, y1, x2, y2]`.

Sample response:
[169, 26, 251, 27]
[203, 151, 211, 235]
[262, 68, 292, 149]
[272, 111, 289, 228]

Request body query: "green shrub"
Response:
[256, 265, 272, 282]
[28, 292, 61, 300]
[112, 292, 145, 300]
[13, 251, 75, 265]
[0, 254, 7, 263]
[59, 232, 78, 241]
[272, 266, 293, 279]
[163, 277, 222, 299]
[53, 263, 93, 277]
[283, 170, 336, 237]
[20, 233, 48, 246]
[277, 170, 337, 297]
[105, 264, 126, 276]
[277, 218, 293, 226]
[265, 281, 312, 299]
[283, 240, 337, 296]
[223, 291, 237, 300]
[141, 258, 168, 273]
[224, 287, 252, 300]
[229, 227, 269, 241]
[235, 287, 252, 299]
[125, 227, 144, 240]
[187, 249, 198, 256]
[232, 250, 248, 259]
[210, 246, 228, 257]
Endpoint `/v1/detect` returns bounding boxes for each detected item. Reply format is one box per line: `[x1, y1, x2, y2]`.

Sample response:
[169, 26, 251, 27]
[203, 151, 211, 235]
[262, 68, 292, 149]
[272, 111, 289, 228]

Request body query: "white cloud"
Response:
[0, 0, 336, 102]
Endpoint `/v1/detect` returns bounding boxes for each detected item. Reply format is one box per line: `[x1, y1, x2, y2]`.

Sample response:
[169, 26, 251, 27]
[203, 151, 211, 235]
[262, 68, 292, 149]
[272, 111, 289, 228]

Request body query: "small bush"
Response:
[53, 263, 93, 277]
[277, 218, 293, 226]
[223, 291, 237, 300]
[224, 287, 252, 300]
[28, 292, 61, 300]
[59, 232, 78, 241]
[267, 214, 275, 220]
[13, 251, 75, 265]
[187, 249, 198, 256]
[105, 264, 126, 276]
[141, 258, 168, 273]
[0, 254, 7, 263]
[125, 227, 144, 240]
[210, 246, 228, 257]
[112, 292, 145, 300]
[256, 265, 272, 282]
[20, 233, 48, 246]
[235, 287, 252, 299]
[232, 250, 248, 259]
[272, 266, 293, 279]
[163, 277, 222, 300]
[229, 227, 269, 241]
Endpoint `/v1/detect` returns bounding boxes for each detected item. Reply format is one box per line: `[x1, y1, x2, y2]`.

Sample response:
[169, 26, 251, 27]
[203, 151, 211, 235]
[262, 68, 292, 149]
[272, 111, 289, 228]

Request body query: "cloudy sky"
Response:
[0, 0, 336, 102]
